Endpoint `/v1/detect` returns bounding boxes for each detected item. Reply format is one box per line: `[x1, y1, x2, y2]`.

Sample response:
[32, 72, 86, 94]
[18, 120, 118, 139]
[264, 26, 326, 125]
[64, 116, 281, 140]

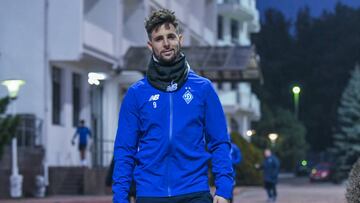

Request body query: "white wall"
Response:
[102, 78, 121, 165]
[0, 0, 46, 117]
[84, 0, 117, 35]
[123, 0, 148, 52]
[45, 63, 92, 166]
[84, 0, 120, 56]
[48, 0, 83, 60]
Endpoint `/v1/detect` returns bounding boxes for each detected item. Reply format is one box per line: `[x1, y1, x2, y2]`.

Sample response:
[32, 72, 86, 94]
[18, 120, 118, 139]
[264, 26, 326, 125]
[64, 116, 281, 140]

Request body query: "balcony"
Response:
[48, 0, 118, 63]
[217, 0, 256, 21]
[248, 9, 260, 33]
[218, 90, 260, 120]
[83, 20, 115, 56]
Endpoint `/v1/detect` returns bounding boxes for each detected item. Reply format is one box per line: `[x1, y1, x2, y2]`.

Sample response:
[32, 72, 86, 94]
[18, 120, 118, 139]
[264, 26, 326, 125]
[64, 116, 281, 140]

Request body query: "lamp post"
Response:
[246, 130, 255, 137]
[292, 85, 301, 119]
[246, 130, 253, 142]
[1, 79, 25, 198]
[268, 133, 278, 147]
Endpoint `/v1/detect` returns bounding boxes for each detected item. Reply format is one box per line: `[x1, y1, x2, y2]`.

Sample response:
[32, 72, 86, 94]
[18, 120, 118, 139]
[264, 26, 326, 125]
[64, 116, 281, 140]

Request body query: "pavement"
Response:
[1, 176, 346, 203]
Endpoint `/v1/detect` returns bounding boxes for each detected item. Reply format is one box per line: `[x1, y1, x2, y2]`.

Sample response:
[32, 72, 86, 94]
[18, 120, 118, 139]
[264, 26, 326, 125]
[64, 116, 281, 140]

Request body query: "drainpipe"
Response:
[43, 0, 49, 187]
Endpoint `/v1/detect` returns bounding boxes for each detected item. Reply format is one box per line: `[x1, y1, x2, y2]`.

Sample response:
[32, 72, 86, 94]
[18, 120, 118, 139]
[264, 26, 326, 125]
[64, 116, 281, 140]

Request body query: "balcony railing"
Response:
[218, 89, 260, 119]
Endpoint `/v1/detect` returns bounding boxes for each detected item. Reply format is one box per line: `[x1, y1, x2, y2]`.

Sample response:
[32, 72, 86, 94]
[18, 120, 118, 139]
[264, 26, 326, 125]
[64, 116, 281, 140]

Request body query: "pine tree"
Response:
[346, 158, 360, 203]
[0, 97, 20, 159]
[332, 65, 360, 182]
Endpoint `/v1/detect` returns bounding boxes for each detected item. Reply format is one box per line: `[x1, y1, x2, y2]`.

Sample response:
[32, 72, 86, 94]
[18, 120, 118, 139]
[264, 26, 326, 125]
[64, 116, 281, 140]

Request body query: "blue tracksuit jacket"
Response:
[113, 70, 233, 202]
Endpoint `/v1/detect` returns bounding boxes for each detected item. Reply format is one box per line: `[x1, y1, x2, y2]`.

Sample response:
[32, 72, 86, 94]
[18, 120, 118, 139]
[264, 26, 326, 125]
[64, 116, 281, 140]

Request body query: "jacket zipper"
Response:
[167, 93, 173, 196]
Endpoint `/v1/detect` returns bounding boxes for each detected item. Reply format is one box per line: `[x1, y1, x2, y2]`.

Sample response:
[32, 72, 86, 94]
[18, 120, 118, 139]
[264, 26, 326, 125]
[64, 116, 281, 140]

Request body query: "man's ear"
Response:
[147, 41, 153, 52]
[179, 34, 184, 47]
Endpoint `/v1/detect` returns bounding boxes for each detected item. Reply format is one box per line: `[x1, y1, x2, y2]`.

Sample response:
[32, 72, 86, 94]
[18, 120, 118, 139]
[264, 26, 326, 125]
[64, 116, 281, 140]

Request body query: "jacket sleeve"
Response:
[113, 88, 140, 203]
[232, 144, 242, 165]
[204, 82, 233, 199]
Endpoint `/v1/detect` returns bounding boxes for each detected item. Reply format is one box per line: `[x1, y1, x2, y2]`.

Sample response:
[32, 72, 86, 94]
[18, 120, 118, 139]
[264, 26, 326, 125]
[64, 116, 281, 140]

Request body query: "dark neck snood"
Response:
[146, 53, 189, 92]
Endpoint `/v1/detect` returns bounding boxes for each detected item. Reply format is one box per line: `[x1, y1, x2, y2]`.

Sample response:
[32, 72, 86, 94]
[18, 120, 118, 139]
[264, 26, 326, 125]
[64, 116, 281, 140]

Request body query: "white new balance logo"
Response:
[149, 94, 160, 101]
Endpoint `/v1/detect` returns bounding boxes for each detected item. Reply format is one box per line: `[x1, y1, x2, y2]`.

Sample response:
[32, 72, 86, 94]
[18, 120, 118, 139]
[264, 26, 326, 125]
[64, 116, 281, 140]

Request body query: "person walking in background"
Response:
[71, 120, 92, 166]
[112, 9, 233, 203]
[256, 149, 280, 202]
[230, 142, 242, 203]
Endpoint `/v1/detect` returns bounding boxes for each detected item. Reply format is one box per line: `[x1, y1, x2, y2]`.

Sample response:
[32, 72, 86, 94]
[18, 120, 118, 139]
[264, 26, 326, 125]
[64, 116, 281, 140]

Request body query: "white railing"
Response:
[217, 85, 260, 120]
[219, 91, 237, 106]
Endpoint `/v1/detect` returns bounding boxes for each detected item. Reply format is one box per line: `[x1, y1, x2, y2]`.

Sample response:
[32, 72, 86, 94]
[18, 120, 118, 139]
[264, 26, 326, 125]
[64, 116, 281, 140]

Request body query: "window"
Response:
[231, 82, 238, 90]
[52, 67, 62, 125]
[231, 19, 239, 41]
[72, 73, 81, 126]
[217, 15, 224, 40]
[218, 82, 223, 90]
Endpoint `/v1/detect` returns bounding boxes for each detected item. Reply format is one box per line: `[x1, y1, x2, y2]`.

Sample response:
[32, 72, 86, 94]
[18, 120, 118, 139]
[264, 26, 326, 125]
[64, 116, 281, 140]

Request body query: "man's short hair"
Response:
[145, 9, 180, 39]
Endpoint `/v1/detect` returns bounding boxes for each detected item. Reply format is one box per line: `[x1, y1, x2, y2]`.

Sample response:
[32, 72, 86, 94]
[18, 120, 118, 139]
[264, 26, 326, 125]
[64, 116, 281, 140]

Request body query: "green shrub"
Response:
[0, 97, 20, 159]
[231, 132, 263, 186]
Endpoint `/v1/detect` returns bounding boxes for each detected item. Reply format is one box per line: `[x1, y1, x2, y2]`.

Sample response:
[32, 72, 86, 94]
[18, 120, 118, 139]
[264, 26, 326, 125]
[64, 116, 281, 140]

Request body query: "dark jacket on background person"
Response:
[112, 68, 233, 203]
[263, 155, 280, 183]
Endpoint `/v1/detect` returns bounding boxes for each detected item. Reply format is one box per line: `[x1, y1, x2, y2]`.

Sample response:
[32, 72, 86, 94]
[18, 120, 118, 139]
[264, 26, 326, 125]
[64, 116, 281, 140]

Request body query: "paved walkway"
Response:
[234, 184, 346, 203]
[2, 178, 346, 203]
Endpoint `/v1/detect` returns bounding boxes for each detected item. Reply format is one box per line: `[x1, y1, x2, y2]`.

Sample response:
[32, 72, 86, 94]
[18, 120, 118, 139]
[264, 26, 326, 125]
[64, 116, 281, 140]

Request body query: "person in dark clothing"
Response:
[257, 149, 280, 202]
[71, 120, 92, 166]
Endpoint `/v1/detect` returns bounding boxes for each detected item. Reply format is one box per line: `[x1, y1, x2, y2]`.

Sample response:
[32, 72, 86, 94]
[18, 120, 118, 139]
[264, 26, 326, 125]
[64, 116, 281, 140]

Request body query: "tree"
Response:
[252, 9, 294, 109]
[253, 3, 360, 152]
[332, 66, 360, 182]
[231, 132, 263, 186]
[252, 106, 307, 171]
[346, 158, 360, 203]
[0, 97, 20, 159]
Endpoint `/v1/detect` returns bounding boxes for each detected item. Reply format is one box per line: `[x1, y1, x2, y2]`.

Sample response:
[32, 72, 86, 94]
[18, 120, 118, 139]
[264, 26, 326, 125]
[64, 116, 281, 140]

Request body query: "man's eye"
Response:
[154, 37, 162, 41]
[168, 35, 176, 39]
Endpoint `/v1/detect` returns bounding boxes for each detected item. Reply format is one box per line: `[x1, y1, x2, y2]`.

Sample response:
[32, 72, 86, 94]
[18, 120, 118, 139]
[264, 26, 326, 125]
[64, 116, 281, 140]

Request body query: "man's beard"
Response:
[154, 44, 181, 64]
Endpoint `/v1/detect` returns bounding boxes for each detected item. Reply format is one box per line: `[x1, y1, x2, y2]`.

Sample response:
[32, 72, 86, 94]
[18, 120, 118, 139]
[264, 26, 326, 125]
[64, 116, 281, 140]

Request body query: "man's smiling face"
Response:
[147, 23, 183, 64]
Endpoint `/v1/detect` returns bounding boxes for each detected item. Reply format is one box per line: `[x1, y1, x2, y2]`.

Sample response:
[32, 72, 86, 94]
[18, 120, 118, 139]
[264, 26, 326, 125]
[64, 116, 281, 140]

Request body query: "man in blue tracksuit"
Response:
[113, 9, 233, 203]
[71, 120, 92, 166]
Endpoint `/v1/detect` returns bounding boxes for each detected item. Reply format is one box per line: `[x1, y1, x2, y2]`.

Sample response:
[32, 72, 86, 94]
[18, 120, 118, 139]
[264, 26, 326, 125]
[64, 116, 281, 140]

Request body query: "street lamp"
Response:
[268, 133, 279, 147]
[88, 72, 107, 86]
[1, 79, 25, 198]
[292, 85, 301, 119]
[246, 130, 255, 137]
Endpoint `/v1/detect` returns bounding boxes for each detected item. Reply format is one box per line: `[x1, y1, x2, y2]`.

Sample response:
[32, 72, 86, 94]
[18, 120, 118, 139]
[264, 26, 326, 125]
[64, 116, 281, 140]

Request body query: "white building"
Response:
[0, 0, 260, 170]
[215, 0, 261, 138]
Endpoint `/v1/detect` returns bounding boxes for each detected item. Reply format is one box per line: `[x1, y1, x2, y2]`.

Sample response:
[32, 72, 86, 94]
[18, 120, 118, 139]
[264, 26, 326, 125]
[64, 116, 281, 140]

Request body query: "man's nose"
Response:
[163, 38, 170, 47]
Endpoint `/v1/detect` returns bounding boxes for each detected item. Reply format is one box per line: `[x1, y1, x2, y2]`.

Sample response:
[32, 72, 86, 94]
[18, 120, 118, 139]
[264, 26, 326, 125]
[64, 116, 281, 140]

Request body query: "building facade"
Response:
[0, 0, 260, 172]
[215, 0, 261, 138]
